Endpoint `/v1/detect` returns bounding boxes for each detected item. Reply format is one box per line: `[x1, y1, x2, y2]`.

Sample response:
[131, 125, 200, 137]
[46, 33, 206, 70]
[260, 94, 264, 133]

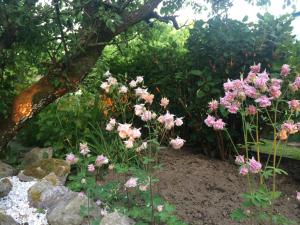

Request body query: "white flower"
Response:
[134, 104, 145, 116]
[129, 80, 137, 88]
[136, 76, 144, 83]
[124, 139, 134, 148]
[119, 85, 128, 94]
[100, 82, 110, 93]
[104, 70, 111, 77]
[135, 88, 148, 96]
[107, 76, 118, 85]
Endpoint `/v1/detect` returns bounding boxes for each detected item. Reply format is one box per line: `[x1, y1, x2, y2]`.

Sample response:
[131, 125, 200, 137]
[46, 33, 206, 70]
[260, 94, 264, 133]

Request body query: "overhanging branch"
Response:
[146, 12, 180, 29]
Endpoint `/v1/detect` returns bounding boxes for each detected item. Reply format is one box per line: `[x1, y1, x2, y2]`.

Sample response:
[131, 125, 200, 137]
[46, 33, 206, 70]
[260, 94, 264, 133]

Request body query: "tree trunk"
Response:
[0, 0, 165, 150]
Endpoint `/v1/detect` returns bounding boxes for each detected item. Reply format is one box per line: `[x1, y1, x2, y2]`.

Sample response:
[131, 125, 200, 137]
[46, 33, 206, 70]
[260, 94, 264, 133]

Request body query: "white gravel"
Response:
[0, 176, 48, 225]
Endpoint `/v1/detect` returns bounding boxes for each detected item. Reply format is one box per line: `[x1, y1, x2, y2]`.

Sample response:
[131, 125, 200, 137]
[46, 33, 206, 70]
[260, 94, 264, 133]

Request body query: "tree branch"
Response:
[146, 12, 180, 29]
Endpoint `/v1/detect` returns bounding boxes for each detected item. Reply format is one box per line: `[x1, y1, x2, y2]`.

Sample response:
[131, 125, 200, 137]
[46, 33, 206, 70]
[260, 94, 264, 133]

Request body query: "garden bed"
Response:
[157, 148, 300, 225]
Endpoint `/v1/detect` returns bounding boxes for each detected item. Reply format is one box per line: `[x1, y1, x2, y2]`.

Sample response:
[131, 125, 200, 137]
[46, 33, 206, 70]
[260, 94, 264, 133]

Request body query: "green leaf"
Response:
[230, 208, 247, 222]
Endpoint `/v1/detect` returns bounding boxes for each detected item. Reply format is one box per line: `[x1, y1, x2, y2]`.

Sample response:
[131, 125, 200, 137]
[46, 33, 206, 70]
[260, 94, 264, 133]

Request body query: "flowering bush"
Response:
[65, 72, 186, 224]
[205, 63, 299, 224]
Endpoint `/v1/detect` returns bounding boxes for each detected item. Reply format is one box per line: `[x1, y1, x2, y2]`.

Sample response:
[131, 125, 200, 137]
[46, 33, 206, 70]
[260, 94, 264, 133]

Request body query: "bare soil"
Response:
[157, 148, 300, 225]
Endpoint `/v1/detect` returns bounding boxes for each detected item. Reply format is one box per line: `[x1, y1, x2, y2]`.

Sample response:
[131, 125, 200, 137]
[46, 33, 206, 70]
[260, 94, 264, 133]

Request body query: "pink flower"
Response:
[223, 80, 234, 91]
[141, 93, 154, 104]
[80, 143, 90, 155]
[204, 115, 216, 127]
[294, 76, 300, 88]
[175, 117, 184, 126]
[239, 166, 249, 176]
[281, 122, 298, 134]
[124, 177, 138, 188]
[208, 100, 218, 111]
[141, 111, 152, 122]
[162, 111, 175, 130]
[288, 100, 300, 112]
[160, 97, 169, 108]
[227, 103, 239, 114]
[244, 85, 257, 98]
[249, 157, 262, 173]
[78, 191, 85, 197]
[255, 95, 272, 108]
[269, 85, 281, 99]
[296, 192, 300, 201]
[245, 72, 256, 84]
[255, 70, 269, 90]
[124, 139, 134, 148]
[106, 118, 116, 131]
[157, 205, 164, 212]
[235, 155, 245, 165]
[66, 153, 78, 165]
[139, 185, 148, 191]
[271, 78, 282, 87]
[250, 63, 261, 73]
[170, 137, 185, 150]
[290, 83, 299, 92]
[280, 64, 290, 77]
[247, 105, 257, 115]
[95, 155, 109, 167]
[117, 123, 132, 139]
[213, 119, 226, 130]
[88, 164, 95, 172]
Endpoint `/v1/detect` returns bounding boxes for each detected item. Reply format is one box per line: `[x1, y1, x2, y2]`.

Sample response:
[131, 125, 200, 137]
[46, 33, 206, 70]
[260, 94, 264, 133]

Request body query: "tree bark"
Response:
[0, 0, 164, 150]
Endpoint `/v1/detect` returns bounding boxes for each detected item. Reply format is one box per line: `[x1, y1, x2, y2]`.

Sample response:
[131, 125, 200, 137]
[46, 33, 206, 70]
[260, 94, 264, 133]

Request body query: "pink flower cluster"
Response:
[235, 155, 262, 175]
[204, 115, 226, 130]
[157, 111, 183, 130]
[281, 121, 299, 134]
[205, 63, 294, 130]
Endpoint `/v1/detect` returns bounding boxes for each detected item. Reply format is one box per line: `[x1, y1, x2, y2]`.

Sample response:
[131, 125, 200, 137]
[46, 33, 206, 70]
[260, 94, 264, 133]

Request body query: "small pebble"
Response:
[0, 176, 48, 225]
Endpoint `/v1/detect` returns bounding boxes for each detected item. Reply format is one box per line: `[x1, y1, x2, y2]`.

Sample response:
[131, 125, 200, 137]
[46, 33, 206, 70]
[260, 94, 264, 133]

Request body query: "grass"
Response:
[250, 139, 300, 160]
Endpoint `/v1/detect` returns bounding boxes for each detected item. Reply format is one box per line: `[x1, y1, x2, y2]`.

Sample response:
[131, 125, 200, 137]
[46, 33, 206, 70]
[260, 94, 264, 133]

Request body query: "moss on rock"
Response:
[23, 158, 70, 179]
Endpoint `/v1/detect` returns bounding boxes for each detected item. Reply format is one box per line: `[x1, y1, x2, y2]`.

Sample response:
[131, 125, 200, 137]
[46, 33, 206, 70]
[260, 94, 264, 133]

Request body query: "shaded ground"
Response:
[157, 148, 300, 225]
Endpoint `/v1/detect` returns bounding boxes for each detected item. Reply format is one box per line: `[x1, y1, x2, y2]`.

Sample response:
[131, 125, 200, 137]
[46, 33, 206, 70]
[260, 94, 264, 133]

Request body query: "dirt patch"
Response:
[157, 148, 300, 225]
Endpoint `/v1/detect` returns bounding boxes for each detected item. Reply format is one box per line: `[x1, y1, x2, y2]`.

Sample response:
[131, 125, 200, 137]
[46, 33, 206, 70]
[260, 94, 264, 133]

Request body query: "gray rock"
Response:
[28, 179, 102, 225]
[17, 170, 36, 182]
[28, 180, 72, 209]
[100, 212, 135, 225]
[21, 147, 53, 168]
[0, 161, 16, 178]
[46, 195, 89, 225]
[0, 211, 19, 225]
[0, 178, 12, 198]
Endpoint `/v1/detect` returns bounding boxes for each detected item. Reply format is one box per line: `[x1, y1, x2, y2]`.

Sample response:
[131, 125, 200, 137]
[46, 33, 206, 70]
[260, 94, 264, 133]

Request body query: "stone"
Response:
[0, 178, 12, 198]
[100, 212, 135, 225]
[21, 147, 53, 168]
[0, 211, 19, 225]
[21, 158, 70, 184]
[28, 180, 72, 209]
[0, 161, 16, 179]
[46, 195, 89, 225]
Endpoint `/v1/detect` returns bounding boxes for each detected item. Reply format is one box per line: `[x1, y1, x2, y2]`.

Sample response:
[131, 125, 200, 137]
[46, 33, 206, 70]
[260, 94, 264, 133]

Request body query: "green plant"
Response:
[66, 73, 186, 224]
[205, 63, 299, 224]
